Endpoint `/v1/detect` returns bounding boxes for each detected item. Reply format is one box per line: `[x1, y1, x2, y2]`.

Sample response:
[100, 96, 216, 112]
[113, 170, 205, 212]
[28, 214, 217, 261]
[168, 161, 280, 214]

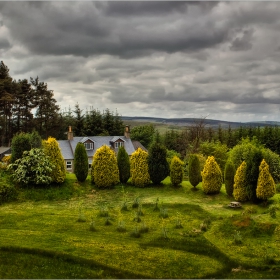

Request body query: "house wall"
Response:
[65, 159, 74, 173]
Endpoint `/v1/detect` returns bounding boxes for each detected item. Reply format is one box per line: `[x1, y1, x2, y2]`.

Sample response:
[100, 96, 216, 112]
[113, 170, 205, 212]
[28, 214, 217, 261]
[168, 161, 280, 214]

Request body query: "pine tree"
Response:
[42, 137, 66, 183]
[130, 148, 150, 187]
[233, 161, 248, 202]
[148, 142, 169, 185]
[201, 156, 223, 194]
[91, 145, 119, 188]
[188, 154, 201, 188]
[256, 159, 276, 201]
[170, 156, 184, 187]
[74, 142, 89, 182]
[224, 160, 236, 196]
[117, 146, 130, 184]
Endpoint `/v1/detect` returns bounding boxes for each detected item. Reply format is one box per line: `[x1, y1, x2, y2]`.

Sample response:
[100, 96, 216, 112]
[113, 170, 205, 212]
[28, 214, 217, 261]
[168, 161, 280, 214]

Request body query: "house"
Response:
[0, 147, 11, 160]
[58, 126, 147, 172]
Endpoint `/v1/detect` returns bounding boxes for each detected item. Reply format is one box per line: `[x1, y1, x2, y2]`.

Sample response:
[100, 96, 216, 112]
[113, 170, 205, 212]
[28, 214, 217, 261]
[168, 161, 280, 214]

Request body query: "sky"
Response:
[1, 1, 280, 123]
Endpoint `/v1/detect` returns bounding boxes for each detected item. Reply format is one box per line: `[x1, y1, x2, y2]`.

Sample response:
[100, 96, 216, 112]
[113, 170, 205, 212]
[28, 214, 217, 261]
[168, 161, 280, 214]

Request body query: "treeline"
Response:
[0, 61, 124, 146]
[131, 121, 280, 156]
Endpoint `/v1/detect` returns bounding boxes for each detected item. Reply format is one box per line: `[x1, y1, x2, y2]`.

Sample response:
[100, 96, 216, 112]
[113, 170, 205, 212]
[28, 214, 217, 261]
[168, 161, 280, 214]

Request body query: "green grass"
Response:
[1, 173, 280, 278]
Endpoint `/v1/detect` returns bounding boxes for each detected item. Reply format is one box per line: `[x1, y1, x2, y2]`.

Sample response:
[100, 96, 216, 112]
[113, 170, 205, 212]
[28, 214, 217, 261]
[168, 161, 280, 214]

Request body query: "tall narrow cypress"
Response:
[74, 142, 89, 182]
[148, 142, 169, 185]
[188, 154, 201, 188]
[117, 146, 130, 184]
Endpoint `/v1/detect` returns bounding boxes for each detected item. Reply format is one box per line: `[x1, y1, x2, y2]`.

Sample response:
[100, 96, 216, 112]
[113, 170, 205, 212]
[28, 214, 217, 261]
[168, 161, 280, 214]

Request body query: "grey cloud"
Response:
[230, 29, 254, 51]
[0, 37, 10, 49]
[2, 1, 280, 122]
[100, 1, 189, 16]
[0, 1, 231, 58]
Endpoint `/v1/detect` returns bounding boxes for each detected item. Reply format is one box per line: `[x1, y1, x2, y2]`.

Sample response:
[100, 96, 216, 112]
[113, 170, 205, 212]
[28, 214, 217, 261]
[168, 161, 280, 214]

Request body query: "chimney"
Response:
[68, 126, 73, 140]
[124, 125, 130, 139]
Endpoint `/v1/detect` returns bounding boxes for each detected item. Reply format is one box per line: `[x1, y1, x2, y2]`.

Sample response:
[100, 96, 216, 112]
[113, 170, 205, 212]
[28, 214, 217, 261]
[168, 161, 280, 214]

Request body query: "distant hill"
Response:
[121, 116, 280, 129]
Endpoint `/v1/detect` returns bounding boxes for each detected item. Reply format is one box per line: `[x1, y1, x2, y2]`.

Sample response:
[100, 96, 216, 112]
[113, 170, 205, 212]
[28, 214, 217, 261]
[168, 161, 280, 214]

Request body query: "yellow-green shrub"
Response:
[201, 156, 222, 194]
[42, 137, 66, 183]
[2, 155, 11, 164]
[256, 159, 276, 201]
[130, 148, 150, 187]
[233, 161, 248, 202]
[91, 145, 119, 188]
[170, 156, 184, 187]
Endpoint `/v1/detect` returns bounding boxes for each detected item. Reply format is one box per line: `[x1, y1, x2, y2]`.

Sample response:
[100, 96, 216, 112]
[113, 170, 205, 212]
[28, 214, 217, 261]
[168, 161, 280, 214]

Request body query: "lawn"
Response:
[0, 173, 280, 278]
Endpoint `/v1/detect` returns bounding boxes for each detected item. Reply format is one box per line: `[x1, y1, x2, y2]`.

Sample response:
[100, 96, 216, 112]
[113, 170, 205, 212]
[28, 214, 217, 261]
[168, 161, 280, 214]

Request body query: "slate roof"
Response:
[132, 141, 148, 152]
[0, 147, 11, 155]
[58, 136, 136, 161]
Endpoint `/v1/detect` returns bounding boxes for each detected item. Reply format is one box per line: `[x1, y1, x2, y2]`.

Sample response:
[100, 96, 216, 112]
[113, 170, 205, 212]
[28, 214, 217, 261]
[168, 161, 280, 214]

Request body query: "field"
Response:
[1, 173, 280, 278]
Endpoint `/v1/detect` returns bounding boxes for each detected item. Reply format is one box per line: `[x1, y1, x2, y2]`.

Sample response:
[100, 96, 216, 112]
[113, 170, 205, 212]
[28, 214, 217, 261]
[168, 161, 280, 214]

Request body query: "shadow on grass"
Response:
[0, 245, 150, 279]
[141, 235, 238, 278]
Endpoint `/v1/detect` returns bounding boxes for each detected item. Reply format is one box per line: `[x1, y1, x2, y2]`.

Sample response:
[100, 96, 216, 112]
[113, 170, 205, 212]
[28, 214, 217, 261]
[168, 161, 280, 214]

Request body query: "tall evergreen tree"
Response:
[117, 146, 130, 183]
[32, 77, 61, 139]
[84, 108, 103, 136]
[245, 150, 263, 203]
[224, 159, 236, 196]
[74, 142, 88, 182]
[0, 61, 14, 146]
[188, 154, 201, 188]
[73, 103, 85, 136]
[148, 142, 169, 185]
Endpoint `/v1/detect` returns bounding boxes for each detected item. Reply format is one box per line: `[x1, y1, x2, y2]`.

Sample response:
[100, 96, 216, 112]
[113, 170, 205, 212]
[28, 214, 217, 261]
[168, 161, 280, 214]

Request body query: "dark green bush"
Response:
[74, 143, 88, 182]
[117, 146, 130, 184]
[224, 160, 236, 196]
[148, 142, 169, 185]
[0, 182, 17, 204]
[188, 154, 201, 188]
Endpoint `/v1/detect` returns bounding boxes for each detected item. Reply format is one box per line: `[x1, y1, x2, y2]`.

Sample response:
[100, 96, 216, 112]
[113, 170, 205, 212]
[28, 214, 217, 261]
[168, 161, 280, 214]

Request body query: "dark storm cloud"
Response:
[0, 1, 231, 58]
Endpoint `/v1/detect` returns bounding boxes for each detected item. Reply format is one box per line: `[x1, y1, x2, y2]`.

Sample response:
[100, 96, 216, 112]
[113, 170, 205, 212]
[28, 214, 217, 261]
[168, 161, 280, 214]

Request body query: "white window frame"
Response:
[66, 161, 72, 170]
[115, 142, 124, 148]
[84, 142, 93, 150]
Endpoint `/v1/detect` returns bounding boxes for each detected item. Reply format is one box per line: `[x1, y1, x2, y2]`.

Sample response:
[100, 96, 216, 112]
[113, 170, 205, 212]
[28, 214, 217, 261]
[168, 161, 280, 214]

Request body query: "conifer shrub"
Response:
[245, 150, 263, 202]
[74, 142, 88, 182]
[233, 161, 248, 202]
[170, 156, 184, 187]
[117, 146, 130, 184]
[42, 137, 66, 183]
[148, 142, 169, 185]
[188, 154, 201, 188]
[224, 160, 236, 196]
[201, 156, 223, 194]
[256, 159, 276, 201]
[11, 133, 32, 163]
[130, 148, 150, 187]
[91, 145, 119, 188]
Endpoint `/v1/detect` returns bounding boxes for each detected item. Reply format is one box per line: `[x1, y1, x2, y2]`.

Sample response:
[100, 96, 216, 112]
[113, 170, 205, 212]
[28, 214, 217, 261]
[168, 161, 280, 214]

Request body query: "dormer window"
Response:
[84, 142, 93, 150]
[115, 142, 124, 149]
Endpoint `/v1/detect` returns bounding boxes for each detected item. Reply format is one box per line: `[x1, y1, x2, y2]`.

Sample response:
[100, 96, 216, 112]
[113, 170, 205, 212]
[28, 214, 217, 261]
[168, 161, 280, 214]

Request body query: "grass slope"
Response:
[0, 173, 280, 278]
